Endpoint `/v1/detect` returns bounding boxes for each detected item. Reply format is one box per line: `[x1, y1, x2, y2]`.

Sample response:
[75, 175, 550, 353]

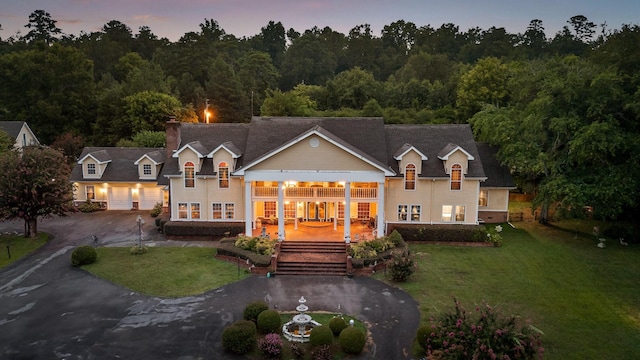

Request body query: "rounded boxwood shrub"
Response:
[416, 325, 430, 351]
[71, 246, 97, 266]
[309, 325, 333, 347]
[329, 317, 347, 336]
[243, 301, 269, 323]
[221, 320, 257, 354]
[339, 326, 366, 354]
[257, 309, 281, 334]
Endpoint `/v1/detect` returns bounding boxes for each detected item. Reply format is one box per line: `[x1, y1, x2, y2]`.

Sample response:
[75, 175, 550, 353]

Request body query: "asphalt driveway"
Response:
[0, 212, 420, 359]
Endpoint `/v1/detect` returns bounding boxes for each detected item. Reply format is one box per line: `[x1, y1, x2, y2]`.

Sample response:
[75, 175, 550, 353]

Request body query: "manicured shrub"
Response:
[416, 325, 430, 351]
[77, 200, 102, 213]
[258, 333, 283, 359]
[329, 316, 347, 336]
[388, 229, 405, 247]
[150, 202, 163, 217]
[389, 250, 415, 282]
[339, 326, 366, 354]
[71, 246, 97, 266]
[129, 244, 148, 255]
[221, 320, 257, 354]
[309, 325, 333, 347]
[422, 298, 544, 359]
[243, 301, 269, 323]
[257, 309, 281, 334]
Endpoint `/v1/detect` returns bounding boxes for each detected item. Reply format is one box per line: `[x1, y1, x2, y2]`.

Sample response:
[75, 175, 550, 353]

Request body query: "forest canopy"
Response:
[1, 11, 639, 221]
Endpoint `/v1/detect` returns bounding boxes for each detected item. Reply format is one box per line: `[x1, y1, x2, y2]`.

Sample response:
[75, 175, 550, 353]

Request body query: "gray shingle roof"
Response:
[384, 124, 485, 178]
[71, 147, 164, 183]
[0, 121, 24, 139]
[476, 143, 516, 188]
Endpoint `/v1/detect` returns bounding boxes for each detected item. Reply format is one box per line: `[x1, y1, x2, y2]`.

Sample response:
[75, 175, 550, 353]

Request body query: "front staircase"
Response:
[276, 241, 348, 276]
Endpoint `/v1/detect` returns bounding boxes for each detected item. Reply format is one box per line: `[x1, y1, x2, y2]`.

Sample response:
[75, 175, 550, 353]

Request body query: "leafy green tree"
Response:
[132, 130, 165, 147]
[124, 91, 183, 133]
[251, 21, 286, 66]
[236, 51, 280, 116]
[0, 146, 74, 238]
[345, 24, 381, 76]
[0, 43, 96, 143]
[205, 56, 247, 122]
[326, 67, 380, 109]
[456, 57, 509, 120]
[51, 132, 85, 165]
[519, 19, 548, 59]
[260, 89, 317, 116]
[22, 10, 61, 44]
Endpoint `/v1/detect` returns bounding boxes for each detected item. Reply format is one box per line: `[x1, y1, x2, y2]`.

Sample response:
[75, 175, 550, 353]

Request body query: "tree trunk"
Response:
[538, 202, 549, 225]
[24, 217, 38, 238]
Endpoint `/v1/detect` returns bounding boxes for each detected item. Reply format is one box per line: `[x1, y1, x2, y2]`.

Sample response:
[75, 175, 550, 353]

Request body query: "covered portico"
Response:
[242, 170, 387, 242]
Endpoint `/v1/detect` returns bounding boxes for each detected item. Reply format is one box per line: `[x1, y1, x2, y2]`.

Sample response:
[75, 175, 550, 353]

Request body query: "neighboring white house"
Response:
[0, 121, 40, 149]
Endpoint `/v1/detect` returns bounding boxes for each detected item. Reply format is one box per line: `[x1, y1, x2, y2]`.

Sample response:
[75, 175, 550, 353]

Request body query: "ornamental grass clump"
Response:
[258, 333, 283, 359]
[418, 298, 544, 359]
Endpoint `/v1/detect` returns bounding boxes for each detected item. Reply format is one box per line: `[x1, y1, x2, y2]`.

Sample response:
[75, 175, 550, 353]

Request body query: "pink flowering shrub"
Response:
[418, 298, 544, 359]
[258, 333, 283, 359]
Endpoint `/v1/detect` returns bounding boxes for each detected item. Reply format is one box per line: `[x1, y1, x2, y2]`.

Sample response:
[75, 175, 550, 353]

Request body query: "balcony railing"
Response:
[252, 186, 377, 200]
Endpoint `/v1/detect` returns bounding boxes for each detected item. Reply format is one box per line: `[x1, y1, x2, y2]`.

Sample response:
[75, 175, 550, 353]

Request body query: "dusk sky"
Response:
[1, 0, 638, 41]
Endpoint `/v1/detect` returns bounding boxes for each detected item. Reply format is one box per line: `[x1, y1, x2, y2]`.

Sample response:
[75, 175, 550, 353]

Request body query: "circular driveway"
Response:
[0, 212, 420, 359]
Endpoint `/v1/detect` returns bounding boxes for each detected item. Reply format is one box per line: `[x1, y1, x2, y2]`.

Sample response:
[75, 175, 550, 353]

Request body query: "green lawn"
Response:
[389, 221, 640, 359]
[82, 247, 250, 297]
[0, 232, 48, 268]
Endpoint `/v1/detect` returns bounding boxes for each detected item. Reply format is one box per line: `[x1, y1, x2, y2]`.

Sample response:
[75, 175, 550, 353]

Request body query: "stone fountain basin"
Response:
[282, 320, 322, 343]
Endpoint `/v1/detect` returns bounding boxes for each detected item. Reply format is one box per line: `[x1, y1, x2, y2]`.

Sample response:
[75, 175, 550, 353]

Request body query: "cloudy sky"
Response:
[1, 0, 638, 41]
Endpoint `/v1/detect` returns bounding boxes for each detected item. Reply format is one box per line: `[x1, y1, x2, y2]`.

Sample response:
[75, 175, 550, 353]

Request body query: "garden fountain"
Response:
[282, 296, 321, 343]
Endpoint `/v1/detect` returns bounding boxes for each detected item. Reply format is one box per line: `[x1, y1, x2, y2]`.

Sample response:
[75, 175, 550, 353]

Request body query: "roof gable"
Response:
[173, 141, 208, 158]
[437, 143, 475, 161]
[393, 143, 428, 161]
[78, 149, 111, 164]
[207, 141, 242, 159]
[235, 124, 394, 175]
[134, 150, 166, 165]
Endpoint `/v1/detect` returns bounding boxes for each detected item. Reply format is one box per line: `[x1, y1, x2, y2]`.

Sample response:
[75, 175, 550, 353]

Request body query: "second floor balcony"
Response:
[252, 186, 378, 200]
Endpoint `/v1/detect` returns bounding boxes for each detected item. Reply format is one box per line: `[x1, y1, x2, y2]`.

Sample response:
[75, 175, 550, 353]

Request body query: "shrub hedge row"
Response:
[163, 221, 244, 238]
[216, 241, 272, 267]
[386, 224, 485, 242]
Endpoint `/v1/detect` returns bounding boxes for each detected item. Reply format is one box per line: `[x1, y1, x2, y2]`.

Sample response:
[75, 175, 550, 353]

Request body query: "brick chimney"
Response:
[165, 116, 181, 159]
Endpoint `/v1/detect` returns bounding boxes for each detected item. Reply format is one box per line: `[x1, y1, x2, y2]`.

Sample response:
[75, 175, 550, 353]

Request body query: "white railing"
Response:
[253, 186, 377, 200]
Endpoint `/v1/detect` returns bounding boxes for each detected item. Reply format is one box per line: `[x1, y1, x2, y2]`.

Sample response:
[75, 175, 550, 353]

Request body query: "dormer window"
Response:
[218, 162, 229, 189]
[87, 163, 96, 175]
[451, 164, 462, 190]
[404, 164, 416, 190]
[184, 161, 195, 188]
[143, 164, 152, 176]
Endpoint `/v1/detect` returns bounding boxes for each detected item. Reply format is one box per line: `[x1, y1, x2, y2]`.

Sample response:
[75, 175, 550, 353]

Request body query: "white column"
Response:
[334, 201, 338, 231]
[377, 181, 385, 237]
[294, 201, 298, 230]
[344, 182, 351, 242]
[244, 180, 252, 236]
[277, 181, 285, 240]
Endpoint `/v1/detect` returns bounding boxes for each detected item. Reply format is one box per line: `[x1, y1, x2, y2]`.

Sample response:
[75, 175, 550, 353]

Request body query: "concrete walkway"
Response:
[0, 212, 421, 359]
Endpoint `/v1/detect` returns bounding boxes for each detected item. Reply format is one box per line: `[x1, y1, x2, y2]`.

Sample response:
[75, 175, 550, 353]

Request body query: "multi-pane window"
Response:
[450, 164, 462, 190]
[284, 202, 296, 219]
[442, 205, 465, 222]
[357, 203, 370, 220]
[218, 162, 229, 188]
[184, 161, 195, 188]
[264, 201, 277, 218]
[398, 204, 420, 221]
[178, 203, 188, 219]
[404, 164, 416, 190]
[143, 164, 152, 175]
[338, 202, 345, 219]
[86, 185, 95, 200]
[398, 205, 408, 221]
[479, 190, 488, 207]
[212, 203, 223, 219]
[87, 163, 96, 175]
[191, 203, 200, 219]
[225, 203, 235, 219]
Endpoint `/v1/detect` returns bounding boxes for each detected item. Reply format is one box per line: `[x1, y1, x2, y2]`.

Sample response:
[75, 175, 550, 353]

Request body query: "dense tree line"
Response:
[0, 10, 639, 221]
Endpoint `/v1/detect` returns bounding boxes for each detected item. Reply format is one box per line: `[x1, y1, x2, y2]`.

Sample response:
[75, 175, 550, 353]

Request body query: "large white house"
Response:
[0, 121, 40, 149]
[159, 117, 515, 240]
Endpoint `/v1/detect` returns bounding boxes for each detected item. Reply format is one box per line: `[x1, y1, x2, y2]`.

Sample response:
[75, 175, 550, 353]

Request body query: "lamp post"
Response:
[136, 215, 144, 248]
